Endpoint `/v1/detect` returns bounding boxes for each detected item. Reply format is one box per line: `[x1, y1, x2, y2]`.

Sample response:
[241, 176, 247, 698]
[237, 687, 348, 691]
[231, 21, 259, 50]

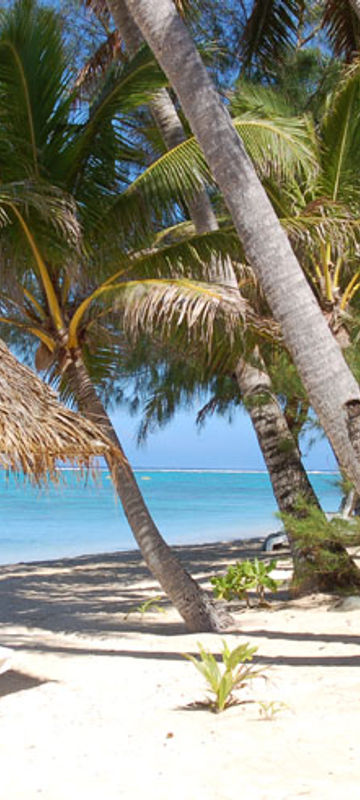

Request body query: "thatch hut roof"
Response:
[0, 339, 114, 481]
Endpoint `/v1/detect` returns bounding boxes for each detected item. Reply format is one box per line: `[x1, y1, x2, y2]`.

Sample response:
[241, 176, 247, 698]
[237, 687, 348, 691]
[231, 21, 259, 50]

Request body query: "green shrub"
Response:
[211, 558, 280, 606]
[183, 640, 263, 712]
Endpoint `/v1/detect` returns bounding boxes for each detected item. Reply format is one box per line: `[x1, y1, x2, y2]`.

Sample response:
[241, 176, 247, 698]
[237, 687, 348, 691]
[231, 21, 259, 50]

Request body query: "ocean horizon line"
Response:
[44, 465, 340, 475]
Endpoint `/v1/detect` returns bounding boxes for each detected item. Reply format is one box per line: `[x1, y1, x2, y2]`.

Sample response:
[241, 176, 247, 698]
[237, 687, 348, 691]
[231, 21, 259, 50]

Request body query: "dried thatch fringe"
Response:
[0, 339, 115, 483]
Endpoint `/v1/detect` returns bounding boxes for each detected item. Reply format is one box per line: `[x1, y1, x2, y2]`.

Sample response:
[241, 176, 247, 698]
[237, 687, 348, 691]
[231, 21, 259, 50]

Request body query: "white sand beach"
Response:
[0, 538, 359, 800]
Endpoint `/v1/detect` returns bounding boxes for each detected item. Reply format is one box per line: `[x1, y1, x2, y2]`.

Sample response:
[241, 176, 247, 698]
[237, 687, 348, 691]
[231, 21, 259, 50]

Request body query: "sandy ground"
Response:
[0, 538, 359, 800]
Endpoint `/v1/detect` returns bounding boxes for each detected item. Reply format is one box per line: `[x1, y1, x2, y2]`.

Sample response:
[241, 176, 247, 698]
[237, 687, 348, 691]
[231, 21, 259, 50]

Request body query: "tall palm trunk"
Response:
[235, 354, 320, 515]
[123, 0, 360, 499]
[66, 348, 230, 632]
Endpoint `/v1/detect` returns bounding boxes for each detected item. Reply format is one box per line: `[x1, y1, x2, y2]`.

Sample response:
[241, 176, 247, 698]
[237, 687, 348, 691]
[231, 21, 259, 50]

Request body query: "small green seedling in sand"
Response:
[258, 700, 290, 721]
[211, 558, 280, 607]
[124, 595, 165, 620]
[183, 640, 264, 713]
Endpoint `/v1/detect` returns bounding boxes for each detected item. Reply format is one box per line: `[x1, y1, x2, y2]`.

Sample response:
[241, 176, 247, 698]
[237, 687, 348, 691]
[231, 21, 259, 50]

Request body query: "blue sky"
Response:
[112, 403, 338, 471]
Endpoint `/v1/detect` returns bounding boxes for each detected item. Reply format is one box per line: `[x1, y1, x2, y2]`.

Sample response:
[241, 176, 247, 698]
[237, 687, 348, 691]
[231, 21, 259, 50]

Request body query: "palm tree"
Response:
[100, 0, 326, 524]
[0, 0, 236, 632]
[131, 64, 360, 588]
[121, 0, 360, 502]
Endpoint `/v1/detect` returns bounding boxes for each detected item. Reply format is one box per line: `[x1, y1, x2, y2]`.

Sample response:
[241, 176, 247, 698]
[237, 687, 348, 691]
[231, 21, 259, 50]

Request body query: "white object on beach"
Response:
[0, 646, 14, 675]
[262, 531, 289, 552]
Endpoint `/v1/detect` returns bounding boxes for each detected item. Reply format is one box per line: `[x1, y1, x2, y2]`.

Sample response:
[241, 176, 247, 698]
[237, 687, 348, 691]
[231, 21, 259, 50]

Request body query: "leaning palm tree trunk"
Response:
[66, 348, 230, 632]
[122, 0, 360, 500]
[235, 353, 320, 515]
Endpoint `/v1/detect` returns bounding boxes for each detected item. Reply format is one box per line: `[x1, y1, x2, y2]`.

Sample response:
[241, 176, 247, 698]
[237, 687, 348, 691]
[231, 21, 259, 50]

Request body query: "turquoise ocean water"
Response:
[0, 469, 342, 566]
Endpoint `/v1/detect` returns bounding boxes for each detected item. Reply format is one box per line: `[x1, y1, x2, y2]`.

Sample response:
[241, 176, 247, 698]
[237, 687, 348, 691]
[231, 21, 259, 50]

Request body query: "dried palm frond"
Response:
[117, 278, 281, 348]
[84, 0, 111, 26]
[75, 30, 123, 93]
[0, 339, 115, 482]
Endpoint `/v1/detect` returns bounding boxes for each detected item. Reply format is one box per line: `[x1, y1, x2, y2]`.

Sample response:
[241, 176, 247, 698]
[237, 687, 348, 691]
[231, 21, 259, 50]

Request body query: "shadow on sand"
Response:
[0, 669, 50, 698]
[1, 540, 359, 670]
[0, 539, 272, 637]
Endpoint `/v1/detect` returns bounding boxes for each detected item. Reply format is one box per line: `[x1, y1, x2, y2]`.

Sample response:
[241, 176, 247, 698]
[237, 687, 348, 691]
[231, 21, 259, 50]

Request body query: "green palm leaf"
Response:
[112, 110, 315, 227]
[241, 0, 305, 75]
[64, 46, 166, 197]
[319, 61, 360, 203]
[0, 0, 69, 180]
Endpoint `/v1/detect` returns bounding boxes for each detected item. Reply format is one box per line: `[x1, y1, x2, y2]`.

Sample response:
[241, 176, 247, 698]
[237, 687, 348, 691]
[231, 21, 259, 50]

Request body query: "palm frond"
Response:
[241, 0, 305, 75]
[234, 115, 316, 181]
[112, 279, 280, 352]
[280, 201, 360, 255]
[113, 112, 315, 228]
[231, 79, 296, 117]
[0, 180, 81, 248]
[118, 279, 246, 350]
[322, 0, 360, 61]
[74, 30, 123, 96]
[319, 60, 360, 202]
[84, 0, 111, 28]
[125, 226, 243, 282]
[0, 0, 70, 181]
[65, 45, 166, 200]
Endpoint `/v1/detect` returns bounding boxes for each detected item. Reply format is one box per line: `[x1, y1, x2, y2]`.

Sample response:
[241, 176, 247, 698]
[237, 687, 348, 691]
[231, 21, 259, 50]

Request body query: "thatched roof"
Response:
[0, 339, 114, 481]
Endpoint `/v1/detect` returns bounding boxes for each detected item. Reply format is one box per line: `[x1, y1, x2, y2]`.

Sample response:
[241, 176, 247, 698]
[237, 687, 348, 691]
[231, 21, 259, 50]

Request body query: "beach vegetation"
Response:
[183, 639, 263, 712]
[279, 499, 360, 594]
[124, 595, 166, 619]
[211, 559, 280, 607]
[258, 700, 290, 721]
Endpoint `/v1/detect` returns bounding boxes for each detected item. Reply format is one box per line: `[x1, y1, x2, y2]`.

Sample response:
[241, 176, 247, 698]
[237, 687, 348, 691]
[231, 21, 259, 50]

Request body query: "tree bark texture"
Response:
[66, 349, 230, 632]
[122, 0, 360, 496]
[235, 355, 320, 515]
